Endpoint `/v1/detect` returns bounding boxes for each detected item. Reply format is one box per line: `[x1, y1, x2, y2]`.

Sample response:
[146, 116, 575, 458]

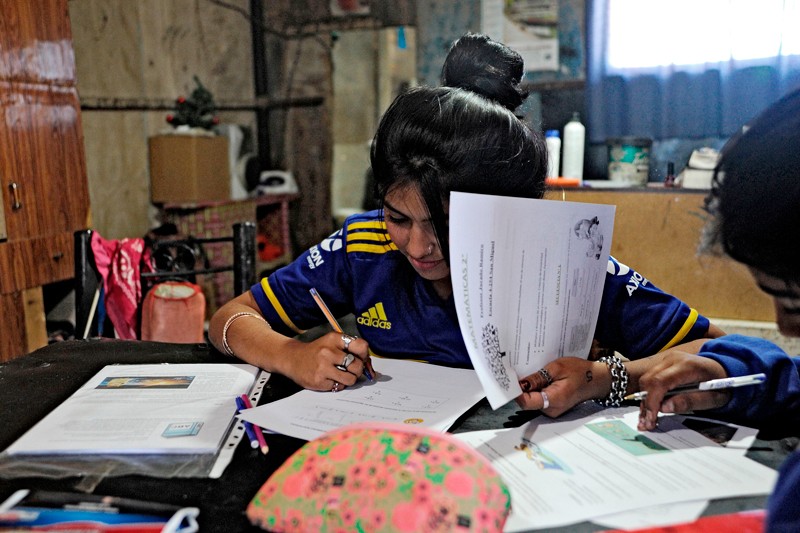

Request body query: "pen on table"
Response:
[234, 396, 259, 450]
[240, 394, 269, 455]
[624, 373, 767, 401]
[309, 287, 374, 381]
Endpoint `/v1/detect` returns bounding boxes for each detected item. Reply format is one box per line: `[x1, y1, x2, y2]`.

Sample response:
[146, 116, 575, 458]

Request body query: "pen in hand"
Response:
[309, 287, 374, 381]
[625, 373, 767, 401]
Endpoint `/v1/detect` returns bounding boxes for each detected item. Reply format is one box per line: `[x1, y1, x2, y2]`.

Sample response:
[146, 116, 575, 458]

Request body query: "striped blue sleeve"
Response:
[595, 257, 710, 358]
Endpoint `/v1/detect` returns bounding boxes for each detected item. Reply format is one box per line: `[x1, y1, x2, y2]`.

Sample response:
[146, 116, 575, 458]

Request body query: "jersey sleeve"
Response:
[250, 224, 354, 336]
[594, 257, 711, 358]
[697, 334, 800, 428]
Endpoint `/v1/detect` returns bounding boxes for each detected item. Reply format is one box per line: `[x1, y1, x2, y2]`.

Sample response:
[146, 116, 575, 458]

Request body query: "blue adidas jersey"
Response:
[251, 210, 711, 367]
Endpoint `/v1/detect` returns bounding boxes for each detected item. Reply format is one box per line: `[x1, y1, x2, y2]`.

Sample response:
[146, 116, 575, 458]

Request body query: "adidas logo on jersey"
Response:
[607, 257, 649, 297]
[357, 302, 392, 330]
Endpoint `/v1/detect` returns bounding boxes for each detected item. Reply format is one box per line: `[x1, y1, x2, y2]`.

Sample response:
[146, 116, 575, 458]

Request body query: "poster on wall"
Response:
[481, 0, 559, 72]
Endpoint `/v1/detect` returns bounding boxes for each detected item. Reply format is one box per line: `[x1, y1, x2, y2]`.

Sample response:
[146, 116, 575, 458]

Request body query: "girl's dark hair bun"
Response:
[441, 33, 528, 112]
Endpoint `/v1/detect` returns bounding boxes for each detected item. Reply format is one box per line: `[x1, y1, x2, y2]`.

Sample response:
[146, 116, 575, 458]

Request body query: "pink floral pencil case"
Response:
[246, 422, 511, 532]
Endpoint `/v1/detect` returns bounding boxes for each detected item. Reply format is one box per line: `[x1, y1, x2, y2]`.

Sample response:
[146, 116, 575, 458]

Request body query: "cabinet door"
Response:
[0, 0, 76, 84]
[0, 83, 88, 292]
[0, 82, 89, 241]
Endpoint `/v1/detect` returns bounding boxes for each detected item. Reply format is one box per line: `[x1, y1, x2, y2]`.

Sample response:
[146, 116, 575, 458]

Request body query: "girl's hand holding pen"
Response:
[308, 287, 377, 388]
[636, 349, 729, 431]
[279, 332, 372, 392]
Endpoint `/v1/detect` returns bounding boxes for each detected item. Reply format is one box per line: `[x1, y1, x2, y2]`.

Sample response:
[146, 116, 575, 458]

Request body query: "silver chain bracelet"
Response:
[594, 355, 629, 407]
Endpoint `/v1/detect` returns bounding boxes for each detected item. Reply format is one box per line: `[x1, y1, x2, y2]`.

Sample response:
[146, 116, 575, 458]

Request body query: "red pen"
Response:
[240, 394, 269, 455]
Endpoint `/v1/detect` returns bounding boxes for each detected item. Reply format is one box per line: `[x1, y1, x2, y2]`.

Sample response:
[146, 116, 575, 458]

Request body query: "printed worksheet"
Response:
[4, 364, 259, 455]
[240, 358, 483, 441]
[449, 192, 616, 408]
[456, 407, 776, 531]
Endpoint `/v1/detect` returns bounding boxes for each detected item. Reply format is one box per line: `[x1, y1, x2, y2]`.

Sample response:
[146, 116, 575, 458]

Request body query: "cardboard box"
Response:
[149, 135, 231, 203]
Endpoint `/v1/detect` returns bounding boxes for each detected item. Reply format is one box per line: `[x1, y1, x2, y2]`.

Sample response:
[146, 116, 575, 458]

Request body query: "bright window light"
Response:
[607, 0, 800, 70]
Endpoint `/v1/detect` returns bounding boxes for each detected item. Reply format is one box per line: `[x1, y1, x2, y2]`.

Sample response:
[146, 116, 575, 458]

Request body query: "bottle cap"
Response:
[545, 129, 560, 138]
[571, 111, 581, 122]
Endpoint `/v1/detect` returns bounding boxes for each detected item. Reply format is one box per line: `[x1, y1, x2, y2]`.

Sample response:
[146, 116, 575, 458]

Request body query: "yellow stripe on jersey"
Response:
[659, 308, 699, 352]
[261, 278, 303, 334]
[347, 231, 389, 243]
[345, 219, 397, 254]
[347, 242, 398, 253]
[349, 220, 387, 231]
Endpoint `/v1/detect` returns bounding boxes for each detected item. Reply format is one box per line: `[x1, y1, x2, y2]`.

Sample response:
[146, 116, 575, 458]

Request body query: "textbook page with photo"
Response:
[3, 363, 259, 455]
[456, 406, 776, 531]
[449, 192, 616, 408]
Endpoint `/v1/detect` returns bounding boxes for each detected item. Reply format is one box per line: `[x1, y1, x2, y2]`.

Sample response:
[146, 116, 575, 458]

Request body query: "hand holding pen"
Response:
[309, 288, 376, 392]
[636, 349, 767, 431]
[626, 373, 766, 401]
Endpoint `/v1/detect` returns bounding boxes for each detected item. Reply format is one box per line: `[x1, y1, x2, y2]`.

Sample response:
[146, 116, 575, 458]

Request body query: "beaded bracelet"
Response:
[594, 355, 629, 407]
[222, 312, 270, 357]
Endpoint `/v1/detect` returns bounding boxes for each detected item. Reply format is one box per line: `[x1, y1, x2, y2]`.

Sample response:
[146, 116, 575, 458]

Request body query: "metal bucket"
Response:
[607, 137, 652, 186]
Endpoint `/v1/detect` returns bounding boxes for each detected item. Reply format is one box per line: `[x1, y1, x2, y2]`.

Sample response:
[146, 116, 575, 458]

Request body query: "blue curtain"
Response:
[587, 0, 800, 143]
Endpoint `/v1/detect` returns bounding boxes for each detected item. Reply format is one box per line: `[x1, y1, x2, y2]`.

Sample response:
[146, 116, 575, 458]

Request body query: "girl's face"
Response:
[750, 268, 800, 337]
[383, 185, 452, 298]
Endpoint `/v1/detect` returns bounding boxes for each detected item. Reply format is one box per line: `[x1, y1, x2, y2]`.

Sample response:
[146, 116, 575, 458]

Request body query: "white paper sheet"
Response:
[455, 407, 777, 531]
[450, 192, 616, 408]
[240, 357, 484, 441]
[591, 414, 759, 529]
[5, 364, 259, 455]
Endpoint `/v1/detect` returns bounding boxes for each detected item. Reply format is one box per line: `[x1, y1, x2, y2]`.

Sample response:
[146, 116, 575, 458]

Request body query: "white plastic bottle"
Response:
[545, 130, 561, 179]
[562, 112, 585, 182]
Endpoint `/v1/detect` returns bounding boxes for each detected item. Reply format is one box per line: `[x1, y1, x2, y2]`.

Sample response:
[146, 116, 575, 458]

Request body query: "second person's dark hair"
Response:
[703, 88, 800, 280]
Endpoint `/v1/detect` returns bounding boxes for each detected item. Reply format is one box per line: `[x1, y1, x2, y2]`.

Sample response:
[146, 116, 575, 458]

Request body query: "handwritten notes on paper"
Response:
[239, 358, 483, 441]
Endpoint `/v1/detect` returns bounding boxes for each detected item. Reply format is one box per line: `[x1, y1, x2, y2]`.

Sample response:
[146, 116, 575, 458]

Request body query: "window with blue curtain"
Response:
[587, 0, 800, 144]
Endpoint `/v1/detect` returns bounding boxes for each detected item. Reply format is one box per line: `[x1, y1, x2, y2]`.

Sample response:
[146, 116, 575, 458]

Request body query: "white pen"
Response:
[624, 373, 767, 401]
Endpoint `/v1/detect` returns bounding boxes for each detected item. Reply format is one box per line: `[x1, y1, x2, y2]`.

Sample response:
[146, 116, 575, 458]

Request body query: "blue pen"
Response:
[235, 397, 259, 449]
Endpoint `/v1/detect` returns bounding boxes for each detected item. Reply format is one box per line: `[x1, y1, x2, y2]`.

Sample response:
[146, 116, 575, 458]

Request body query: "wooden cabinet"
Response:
[561, 188, 774, 322]
[0, 0, 90, 361]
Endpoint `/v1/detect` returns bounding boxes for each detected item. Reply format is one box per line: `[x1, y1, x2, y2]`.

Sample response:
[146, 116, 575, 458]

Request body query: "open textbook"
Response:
[3, 363, 259, 455]
[449, 192, 616, 408]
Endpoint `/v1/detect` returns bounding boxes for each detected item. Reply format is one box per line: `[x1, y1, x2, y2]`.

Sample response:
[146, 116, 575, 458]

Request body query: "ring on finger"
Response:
[342, 334, 355, 352]
[541, 390, 550, 410]
[332, 381, 340, 393]
[336, 352, 355, 371]
[538, 368, 554, 387]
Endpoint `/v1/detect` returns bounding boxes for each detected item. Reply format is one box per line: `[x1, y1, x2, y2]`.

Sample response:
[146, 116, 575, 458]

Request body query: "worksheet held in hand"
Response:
[449, 192, 616, 408]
